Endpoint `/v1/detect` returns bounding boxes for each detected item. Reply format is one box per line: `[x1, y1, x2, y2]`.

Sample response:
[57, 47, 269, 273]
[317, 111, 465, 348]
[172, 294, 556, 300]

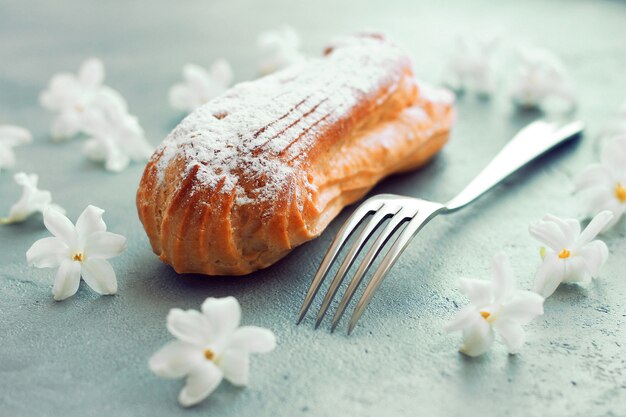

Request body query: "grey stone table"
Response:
[1, 0, 625, 416]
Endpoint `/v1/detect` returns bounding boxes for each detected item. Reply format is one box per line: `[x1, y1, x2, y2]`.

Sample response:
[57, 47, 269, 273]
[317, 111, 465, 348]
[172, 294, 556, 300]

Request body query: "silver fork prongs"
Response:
[296, 194, 443, 334]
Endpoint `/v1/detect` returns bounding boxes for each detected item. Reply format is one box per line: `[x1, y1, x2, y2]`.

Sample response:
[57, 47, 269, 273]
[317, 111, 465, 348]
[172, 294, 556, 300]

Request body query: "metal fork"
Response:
[297, 119, 584, 334]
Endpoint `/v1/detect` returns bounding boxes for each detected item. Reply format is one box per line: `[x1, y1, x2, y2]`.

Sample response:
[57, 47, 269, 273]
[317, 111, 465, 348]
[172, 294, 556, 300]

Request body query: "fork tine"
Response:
[346, 207, 442, 334]
[296, 197, 385, 324]
[328, 207, 416, 332]
[314, 206, 399, 328]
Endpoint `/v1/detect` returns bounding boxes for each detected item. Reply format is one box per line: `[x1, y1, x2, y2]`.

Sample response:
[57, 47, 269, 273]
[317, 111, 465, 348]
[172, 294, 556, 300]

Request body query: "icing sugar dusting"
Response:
[155, 35, 407, 206]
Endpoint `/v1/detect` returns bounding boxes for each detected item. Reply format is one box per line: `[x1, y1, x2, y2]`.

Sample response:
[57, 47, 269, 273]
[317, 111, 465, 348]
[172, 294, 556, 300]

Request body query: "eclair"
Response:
[137, 34, 455, 275]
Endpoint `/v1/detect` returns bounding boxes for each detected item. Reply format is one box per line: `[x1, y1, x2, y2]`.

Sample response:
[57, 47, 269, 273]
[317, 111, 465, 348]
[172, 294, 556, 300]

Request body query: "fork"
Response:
[297, 119, 584, 334]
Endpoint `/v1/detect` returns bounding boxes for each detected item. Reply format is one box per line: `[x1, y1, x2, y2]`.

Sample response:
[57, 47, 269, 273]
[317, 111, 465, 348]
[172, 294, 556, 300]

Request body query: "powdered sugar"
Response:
[154, 35, 408, 206]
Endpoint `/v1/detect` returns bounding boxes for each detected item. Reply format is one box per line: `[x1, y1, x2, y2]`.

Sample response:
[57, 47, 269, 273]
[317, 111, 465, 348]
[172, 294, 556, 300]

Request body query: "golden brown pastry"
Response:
[137, 34, 455, 276]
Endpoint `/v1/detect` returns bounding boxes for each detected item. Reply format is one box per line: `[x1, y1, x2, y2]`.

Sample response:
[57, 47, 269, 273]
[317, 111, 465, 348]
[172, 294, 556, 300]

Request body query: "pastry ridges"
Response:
[137, 34, 455, 275]
[154, 35, 412, 207]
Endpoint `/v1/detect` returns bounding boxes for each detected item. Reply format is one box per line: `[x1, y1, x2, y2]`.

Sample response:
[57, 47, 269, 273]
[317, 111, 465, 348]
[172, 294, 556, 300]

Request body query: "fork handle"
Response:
[445, 120, 584, 212]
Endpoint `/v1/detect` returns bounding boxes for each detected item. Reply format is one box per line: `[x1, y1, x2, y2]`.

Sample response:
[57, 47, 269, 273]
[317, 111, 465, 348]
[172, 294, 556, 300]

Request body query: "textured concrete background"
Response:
[1, 0, 625, 416]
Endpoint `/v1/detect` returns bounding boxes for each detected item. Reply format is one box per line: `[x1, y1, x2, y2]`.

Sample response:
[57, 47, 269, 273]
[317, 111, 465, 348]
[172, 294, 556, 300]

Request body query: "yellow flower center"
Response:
[615, 183, 626, 203]
[558, 249, 571, 259]
[72, 252, 84, 262]
[204, 348, 215, 361]
[480, 310, 491, 320]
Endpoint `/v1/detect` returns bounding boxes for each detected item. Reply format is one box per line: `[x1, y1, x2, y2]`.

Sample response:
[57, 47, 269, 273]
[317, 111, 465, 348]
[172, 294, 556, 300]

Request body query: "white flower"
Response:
[508, 46, 576, 112]
[574, 136, 626, 229]
[529, 211, 612, 298]
[0, 125, 32, 171]
[442, 36, 499, 96]
[149, 296, 276, 407]
[81, 91, 153, 173]
[257, 25, 305, 75]
[39, 57, 148, 170]
[169, 60, 234, 113]
[445, 253, 544, 357]
[598, 102, 626, 145]
[26, 205, 127, 301]
[39, 58, 126, 141]
[0, 172, 65, 224]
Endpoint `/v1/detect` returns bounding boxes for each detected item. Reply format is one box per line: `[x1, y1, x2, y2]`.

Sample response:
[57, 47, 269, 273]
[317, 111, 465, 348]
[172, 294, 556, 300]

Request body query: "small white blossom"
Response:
[442, 36, 499, 96]
[529, 211, 612, 298]
[81, 91, 153, 173]
[169, 60, 234, 113]
[598, 102, 626, 144]
[0, 125, 32, 172]
[39, 58, 126, 141]
[149, 296, 276, 407]
[445, 253, 544, 357]
[0, 173, 64, 224]
[574, 136, 626, 229]
[508, 46, 576, 112]
[257, 25, 305, 75]
[26, 205, 127, 301]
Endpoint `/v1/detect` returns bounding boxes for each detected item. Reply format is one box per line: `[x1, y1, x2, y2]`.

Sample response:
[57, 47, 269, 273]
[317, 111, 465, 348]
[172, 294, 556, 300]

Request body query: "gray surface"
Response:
[1, 0, 625, 416]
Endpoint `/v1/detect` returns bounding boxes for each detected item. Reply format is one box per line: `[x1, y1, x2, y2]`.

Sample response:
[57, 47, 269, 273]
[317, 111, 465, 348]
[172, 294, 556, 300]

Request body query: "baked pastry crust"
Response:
[137, 34, 455, 276]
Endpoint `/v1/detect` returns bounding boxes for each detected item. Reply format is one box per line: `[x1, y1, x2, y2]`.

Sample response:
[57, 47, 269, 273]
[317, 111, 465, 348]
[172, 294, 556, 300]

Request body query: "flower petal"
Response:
[40, 73, 76, 110]
[457, 278, 493, 307]
[178, 362, 223, 407]
[573, 164, 613, 192]
[229, 326, 277, 354]
[0, 143, 16, 169]
[210, 59, 234, 85]
[51, 111, 82, 139]
[43, 207, 77, 245]
[219, 349, 249, 386]
[149, 340, 203, 379]
[4, 173, 53, 223]
[601, 135, 626, 173]
[501, 291, 544, 325]
[102, 139, 131, 173]
[167, 308, 213, 346]
[13, 171, 37, 187]
[581, 189, 619, 220]
[93, 87, 128, 113]
[491, 252, 516, 301]
[46, 203, 66, 216]
[0, 125, 32, 146]
[76, 205, 106, 236]
[577, 240, 609, 277]
[459, 318, 494, 357]
[183, 64, 211, 90]
[541, 214, 580, 244]
[493, 319, 525, 354]
[169, 84, 194, 111]
[444, 306, 480, 333]
[26, 237, 68, 268]
[81, 258, 117, 295]
[83, 137, 107, 161]
[599, 204, 625, 231]
[563, 256, 591, 284]
[52, 259, 82, 301]
[576, 211, 614, 247]
[201, 297, 241, 340]
[85, 231, 127, 259]
[533, 254, 565, 298]
[106, 153, 131, 173]
[528, 216, 570, 251]
[78, 58, 104, 87]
